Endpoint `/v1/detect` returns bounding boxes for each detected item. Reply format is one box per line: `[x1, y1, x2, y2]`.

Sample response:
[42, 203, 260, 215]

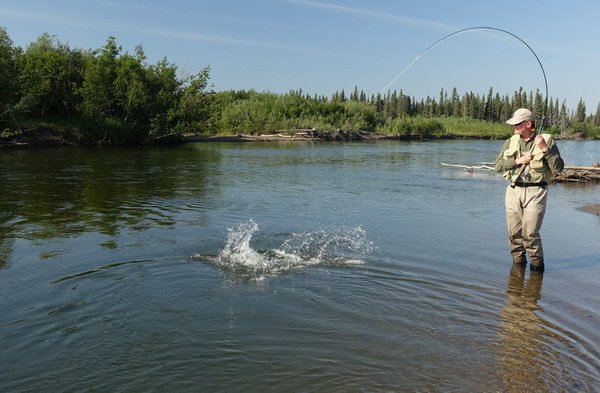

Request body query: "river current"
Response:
[1, 140, 599, 391]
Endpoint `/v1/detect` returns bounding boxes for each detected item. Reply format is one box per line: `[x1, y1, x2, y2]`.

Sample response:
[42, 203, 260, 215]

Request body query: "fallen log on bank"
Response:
[553, 166, 600, 183]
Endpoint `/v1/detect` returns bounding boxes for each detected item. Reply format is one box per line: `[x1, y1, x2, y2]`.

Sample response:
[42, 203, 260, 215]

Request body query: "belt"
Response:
[512, 181, 547, 188]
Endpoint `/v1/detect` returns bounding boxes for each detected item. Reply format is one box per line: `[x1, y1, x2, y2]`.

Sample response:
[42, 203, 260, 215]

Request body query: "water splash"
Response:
[193, 220, 374, 281]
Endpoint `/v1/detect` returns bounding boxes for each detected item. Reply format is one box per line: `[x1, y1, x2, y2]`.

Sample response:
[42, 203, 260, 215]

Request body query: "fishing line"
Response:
[380, 26, 548, 131]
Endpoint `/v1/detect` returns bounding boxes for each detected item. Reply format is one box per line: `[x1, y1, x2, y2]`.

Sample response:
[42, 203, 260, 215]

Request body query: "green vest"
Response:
[502, 133, 552, 183]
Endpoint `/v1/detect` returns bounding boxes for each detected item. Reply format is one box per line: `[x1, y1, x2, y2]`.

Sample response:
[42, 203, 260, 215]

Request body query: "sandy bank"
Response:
[577, 204, 600, 216]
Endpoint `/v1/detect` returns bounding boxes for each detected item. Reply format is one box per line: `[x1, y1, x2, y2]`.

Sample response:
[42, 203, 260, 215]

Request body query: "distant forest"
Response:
[1, 26, 599, 144]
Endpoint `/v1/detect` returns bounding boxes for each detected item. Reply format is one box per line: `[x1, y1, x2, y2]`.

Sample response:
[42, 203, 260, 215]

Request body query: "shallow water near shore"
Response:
[1, 140, 599, 391]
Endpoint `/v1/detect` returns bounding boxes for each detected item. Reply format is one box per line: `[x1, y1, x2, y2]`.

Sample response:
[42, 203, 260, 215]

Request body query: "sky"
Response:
[1, 0, 599, 113]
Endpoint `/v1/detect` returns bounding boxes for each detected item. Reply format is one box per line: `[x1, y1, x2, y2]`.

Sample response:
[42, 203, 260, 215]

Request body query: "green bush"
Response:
[212, 92, 380, 133]
[436, 117, 510, 138]
[378, 117, 445, 139]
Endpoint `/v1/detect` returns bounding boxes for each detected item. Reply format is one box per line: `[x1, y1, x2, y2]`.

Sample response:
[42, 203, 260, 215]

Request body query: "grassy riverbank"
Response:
[3, 115, 594, 147]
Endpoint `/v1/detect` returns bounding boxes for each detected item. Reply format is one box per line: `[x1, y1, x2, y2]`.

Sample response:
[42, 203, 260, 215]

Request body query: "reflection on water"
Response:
[0, 145, 222, 241]
[497, 266, 547, 390]
[497, 266, 596, 392]
[0, 145, 223, 266]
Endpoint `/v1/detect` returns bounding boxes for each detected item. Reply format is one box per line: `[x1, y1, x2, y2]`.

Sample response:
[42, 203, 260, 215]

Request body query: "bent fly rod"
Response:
[380, 26, 549, 182]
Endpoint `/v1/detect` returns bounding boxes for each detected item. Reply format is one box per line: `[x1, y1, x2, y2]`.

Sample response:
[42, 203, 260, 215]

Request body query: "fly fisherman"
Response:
[494, 108, 564, 271]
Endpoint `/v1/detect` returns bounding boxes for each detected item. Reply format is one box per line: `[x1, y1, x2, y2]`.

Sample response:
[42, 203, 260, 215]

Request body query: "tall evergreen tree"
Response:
[513, 87, 523, 110]
[521, 88, 528, 109]
[533, 89, 544, 125]
[559, 99, 569, 132]
[551, 98, 559, 127]
[438, 88, 445, 117]
[451, 87, 460, 117]
[593, 103, 600, 126]
[574, 98, 586, 123]
[484, 87, 493, 121]
[500, 95, 511, 121]
[350, 85, 359, 101]
[374, 93, 383, 113]
[398, 90, 410, 117]
[491, 92, 502, 122]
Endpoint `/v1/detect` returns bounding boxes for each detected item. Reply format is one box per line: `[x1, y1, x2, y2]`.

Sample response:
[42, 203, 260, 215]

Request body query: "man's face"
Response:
[512, 120, 529, 136]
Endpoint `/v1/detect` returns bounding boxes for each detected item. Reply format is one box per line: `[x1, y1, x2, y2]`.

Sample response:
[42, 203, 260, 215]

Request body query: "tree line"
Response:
[339, 85, 600, 135]
[1, 27, 599, 143]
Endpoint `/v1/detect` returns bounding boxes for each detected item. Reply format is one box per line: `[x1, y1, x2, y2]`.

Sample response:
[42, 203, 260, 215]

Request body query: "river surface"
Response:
[1, 140, 599, 392]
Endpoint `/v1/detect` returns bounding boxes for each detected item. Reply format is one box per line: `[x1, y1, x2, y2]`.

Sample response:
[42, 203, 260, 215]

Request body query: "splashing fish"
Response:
[192, 220, 374, 281]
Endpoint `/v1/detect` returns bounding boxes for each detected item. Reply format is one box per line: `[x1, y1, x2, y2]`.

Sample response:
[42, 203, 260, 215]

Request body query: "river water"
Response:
[1, 140, 599, 392]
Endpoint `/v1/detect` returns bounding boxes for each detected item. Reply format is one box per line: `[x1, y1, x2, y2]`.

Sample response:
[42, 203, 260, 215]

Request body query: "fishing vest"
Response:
[502, 133, 552, 182]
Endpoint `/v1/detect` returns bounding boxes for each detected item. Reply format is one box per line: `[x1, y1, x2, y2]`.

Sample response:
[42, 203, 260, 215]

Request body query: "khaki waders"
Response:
[504, 184, 547, 266]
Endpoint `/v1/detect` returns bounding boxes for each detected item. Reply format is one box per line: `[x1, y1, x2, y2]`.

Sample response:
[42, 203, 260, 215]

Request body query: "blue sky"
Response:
[1, 0, 599, 113]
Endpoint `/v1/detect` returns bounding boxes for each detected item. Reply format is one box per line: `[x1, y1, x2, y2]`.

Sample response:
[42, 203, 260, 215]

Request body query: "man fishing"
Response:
[494, 108, 564, 271]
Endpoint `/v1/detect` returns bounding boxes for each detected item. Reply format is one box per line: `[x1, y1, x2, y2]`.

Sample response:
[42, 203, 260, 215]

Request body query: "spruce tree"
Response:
[559, 100, 569, 132]
[552, 98, 559, 127]
[593, 103, 600, 126]
[574, 98, 586, 123]
[513, 88, 523, 110]
[500, 95, 512, 121]
[451, 88, 460, 117]
[484, 87, 493, 121]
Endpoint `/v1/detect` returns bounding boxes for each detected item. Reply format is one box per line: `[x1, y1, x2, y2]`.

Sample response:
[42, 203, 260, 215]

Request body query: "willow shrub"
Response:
[435, 117, 512, 139]
[378, 117, 445, 139]
[214, 92, 379, 134]
[571, 122, 600, 139]
[218, 93, 284, 133]
[588, 127, 600, 139]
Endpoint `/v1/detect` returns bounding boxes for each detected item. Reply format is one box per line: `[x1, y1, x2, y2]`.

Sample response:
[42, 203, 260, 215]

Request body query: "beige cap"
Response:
[506, 108, 534, 125]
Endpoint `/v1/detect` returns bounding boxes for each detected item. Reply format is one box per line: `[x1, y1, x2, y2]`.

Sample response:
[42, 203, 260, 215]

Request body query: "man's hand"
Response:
[516, 153, 533, 165]
[535, 135, 549, 152]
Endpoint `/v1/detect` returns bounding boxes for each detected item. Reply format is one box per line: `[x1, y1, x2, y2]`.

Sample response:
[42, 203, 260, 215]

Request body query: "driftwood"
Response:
[440, 163, 600, 183]
[439, 163, 495, 171]
[553, 166, 600, 183]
